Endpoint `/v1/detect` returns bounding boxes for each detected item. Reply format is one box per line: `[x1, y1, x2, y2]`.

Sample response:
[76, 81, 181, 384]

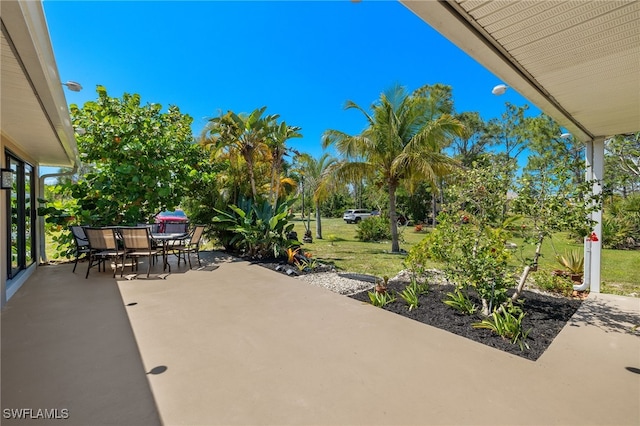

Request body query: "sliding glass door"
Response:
[5, 152, 35, 279]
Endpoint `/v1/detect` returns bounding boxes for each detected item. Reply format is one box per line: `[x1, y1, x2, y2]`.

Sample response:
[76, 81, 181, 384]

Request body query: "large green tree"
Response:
[524, 115, 584, 186]
[606, 132, 640, 179]
[68, 86, 201, 225]
[450, 111, 492, 167]
[323, 83, 464, 252]
[484, 102, 531, 164]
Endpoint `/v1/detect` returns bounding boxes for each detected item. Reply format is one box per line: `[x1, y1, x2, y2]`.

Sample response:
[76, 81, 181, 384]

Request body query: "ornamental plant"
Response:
[422, 162, 517, 316]
[556, 250, 584, 275]
[410, 114, 602, 317]
[509, 116, 602, 297]
[368, 290, 396, 308]
[473, 301, 531, 351]
[443, 288, 477, 314]
[286, 247, 300, 264]
[212, 197, 297, 259]
[398, 285, 419, 311]
[511, 147, 601, 297]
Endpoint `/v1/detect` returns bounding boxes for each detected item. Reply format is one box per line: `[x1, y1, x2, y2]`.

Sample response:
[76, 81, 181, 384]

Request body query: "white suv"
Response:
[343, 209, 372, 224]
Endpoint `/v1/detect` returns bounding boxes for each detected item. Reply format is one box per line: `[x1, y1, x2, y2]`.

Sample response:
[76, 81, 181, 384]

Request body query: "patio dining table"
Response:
[151, 232, 189, 272]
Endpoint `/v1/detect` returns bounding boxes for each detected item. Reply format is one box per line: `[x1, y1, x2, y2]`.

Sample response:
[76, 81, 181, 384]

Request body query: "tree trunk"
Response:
[481, 299, 490, 317]
[315, 203, 323, 239]
[271, 162, 282, 209]
[246, 157, 258, 200]
[389, 182, 400, 253]
[271, 155, 283, 209]
[512, 234, 544, 301]
[431, 193, 437, 228]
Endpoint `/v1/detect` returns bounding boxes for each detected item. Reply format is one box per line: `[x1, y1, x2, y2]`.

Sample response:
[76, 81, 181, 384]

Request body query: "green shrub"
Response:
[356, 216, 392, 242]
[531, 270, 574, 297]
[212, 197, 297, 259]
[602, 216, 635, 249]
[602, 193, 640, 249]
[38, 195, 79, 259]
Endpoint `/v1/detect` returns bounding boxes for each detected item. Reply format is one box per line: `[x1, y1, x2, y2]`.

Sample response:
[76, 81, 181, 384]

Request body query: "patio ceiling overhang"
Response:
[1, 0, 78, 167]
[401, 0, 640, 142]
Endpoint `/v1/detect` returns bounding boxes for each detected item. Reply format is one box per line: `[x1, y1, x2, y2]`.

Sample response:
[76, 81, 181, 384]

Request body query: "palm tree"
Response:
[215, 149, 252, 205]
[323, 83, 464, 252]
[266, 120, 302, 208]
[201, 107, 277, 200]
[294, 152, 338, 239]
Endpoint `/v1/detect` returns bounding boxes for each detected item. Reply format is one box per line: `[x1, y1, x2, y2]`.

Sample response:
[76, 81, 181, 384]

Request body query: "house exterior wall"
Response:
[1, 1, 77, 309]
[1, 133, 42, 308]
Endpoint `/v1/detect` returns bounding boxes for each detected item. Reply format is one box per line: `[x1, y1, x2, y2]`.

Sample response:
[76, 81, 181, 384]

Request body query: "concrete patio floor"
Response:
[2, 251, 639, 425]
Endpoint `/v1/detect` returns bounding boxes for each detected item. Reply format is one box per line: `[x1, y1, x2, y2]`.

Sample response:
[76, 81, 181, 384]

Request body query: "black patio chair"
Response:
[70, 225, 90, 273]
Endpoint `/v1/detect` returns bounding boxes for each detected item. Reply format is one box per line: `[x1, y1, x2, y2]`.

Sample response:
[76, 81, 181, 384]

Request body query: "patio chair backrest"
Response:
[70, 225, 89, 248]
[83, 227, 119, 251]
[164, 222, 188, 234]
[119, 227, 153, 251]
[138, 223, 160, 233]
[190, 225, 205, 245]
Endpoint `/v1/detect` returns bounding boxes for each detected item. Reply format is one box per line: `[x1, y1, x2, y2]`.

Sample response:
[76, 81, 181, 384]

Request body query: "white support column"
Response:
[581, 137, 604, 293]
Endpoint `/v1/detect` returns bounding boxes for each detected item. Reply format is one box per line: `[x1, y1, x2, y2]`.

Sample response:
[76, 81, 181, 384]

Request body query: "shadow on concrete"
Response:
[1, 264, 162, 426]
[570, 294, 640, 335]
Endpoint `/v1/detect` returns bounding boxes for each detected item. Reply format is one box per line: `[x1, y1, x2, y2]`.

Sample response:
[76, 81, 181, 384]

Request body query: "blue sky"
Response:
[43, 0, 538, 159]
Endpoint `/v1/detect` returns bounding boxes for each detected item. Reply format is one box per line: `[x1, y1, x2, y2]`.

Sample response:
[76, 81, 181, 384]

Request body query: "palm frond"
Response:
[344, 100, 374, 126]
[325, 160, 376, 185]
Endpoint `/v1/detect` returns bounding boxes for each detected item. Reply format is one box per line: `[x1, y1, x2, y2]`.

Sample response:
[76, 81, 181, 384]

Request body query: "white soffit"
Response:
[401, 0, 640, 142]
[1, 0, 77, 167]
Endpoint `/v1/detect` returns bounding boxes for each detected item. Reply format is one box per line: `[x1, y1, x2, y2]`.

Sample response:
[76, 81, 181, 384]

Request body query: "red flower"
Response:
[587, 232, 599, 242]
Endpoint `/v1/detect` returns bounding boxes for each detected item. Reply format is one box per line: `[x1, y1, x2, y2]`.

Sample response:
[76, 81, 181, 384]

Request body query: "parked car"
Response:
[155, 209, 188, 232]
[343, 209, 372, 224]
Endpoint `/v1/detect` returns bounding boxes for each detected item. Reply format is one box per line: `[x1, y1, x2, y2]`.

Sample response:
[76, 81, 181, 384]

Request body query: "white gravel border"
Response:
[295, 272, 375, 296]
[294, 268, 449, 296]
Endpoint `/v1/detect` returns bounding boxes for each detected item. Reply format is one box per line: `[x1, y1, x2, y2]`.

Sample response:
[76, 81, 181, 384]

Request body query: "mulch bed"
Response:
[349, 281, 583, 361]
[249, 256, 583, 361]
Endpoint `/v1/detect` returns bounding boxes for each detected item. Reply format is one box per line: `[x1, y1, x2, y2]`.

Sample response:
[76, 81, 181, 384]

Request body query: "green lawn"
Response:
[290, 217, 434, 278]
[292, 217, 640, 296]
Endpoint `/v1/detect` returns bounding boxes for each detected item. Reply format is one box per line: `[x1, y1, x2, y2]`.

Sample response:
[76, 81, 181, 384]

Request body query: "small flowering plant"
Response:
[292, 250, 318, 272]
[286, 247, 300, 264]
